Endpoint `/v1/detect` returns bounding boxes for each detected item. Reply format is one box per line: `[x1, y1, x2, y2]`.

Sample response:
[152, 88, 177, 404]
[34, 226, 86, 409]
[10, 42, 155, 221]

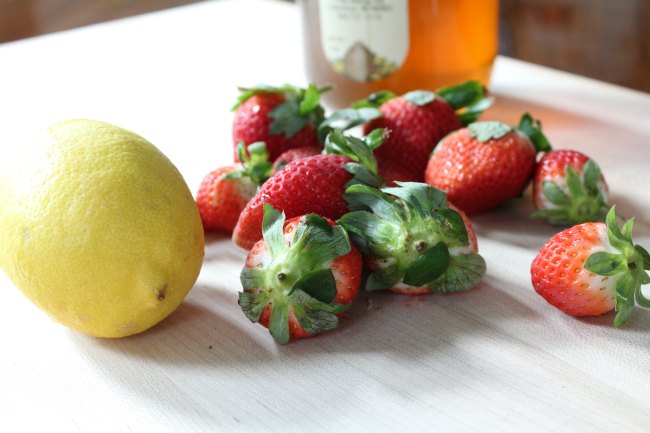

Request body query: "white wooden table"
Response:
[1, 1, 649, 432]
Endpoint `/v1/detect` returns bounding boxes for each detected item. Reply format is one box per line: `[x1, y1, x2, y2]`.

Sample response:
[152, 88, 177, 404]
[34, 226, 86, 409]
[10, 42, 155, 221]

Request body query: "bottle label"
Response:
[318, 0, 409, 82]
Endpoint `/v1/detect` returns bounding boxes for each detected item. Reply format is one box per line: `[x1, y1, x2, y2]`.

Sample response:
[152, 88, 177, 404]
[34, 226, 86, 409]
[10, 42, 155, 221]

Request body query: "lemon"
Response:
[0, 119, 204, 338]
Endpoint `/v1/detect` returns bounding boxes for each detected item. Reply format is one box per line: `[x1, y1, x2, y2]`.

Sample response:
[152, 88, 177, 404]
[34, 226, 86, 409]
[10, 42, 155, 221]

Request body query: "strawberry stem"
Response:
[584, 206, 650, 327]
[339, 182, 486, 293]
[436, 80, 493, 126]
[517, 113, 552, 152]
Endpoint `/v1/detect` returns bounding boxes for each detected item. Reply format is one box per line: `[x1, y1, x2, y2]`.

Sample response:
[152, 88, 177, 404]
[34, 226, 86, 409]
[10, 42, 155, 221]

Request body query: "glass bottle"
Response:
[298, 0, 499, 109]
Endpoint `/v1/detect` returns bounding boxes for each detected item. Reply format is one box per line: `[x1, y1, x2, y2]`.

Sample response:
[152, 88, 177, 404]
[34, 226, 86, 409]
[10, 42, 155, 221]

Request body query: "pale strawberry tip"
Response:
[238, 204, 356, 344]
[338, 182, 486, 294]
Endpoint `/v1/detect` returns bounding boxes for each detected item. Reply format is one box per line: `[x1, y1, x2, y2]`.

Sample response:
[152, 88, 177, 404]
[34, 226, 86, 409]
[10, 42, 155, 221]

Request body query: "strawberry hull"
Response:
[239, 211, 362, 344]
[232, 154, 353, 250]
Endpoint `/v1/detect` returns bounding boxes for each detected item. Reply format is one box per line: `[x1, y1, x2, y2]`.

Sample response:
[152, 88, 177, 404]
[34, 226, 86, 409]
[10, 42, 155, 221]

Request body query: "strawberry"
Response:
[239, 204, 362, 344]
[232, 129, 384, 250]
[232, 84, 327, 162]
[196, 142, 271, 232]
[339, 182, 485, 295]
[424, 113, 552, 215]
[532, 149, 609, 225]
[271, 145, 322, 174]
[377, 158, 422, 186]
[351, 81, 492, 181]
[531, 207, 650, 327]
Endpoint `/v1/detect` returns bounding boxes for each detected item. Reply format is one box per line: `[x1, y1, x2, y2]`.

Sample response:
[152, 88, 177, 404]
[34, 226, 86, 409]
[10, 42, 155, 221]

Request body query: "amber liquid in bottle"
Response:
[298, 0, 499, 109]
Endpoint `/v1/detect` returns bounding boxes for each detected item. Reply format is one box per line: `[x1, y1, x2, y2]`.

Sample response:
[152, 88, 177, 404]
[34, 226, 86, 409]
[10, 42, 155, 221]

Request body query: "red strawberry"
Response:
[239, 205, 362, 344]
[532, 149, 609, 225]
[531, 207, 650, 327]
[424, 113, 551, 215]
[271, 145, 322, 174]
[196, 142, 271, 232]
[339, 182, 485, 295]
[232, 129, 384, 250]
[377, 159, 422, 186]
[232, 84, 327, 162]
[358, 81, 491, 180]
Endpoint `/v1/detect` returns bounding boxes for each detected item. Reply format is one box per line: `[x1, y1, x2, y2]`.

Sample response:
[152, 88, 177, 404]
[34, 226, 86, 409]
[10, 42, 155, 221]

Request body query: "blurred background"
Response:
[1, 0, 648, 92]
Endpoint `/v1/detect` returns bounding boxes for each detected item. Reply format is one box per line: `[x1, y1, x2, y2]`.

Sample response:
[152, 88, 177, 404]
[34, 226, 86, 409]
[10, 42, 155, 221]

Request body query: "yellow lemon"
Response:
[0, 119, 204, 338]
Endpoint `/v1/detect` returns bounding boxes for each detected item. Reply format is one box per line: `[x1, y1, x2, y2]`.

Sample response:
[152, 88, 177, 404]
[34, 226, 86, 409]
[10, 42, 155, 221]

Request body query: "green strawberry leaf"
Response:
[301, 213, 334, 236]
[240, 267, 268, 291]
[542, 181, 570, 205]
[325, 128, 379, 176]
[640, 271, 650, 285]
[221, 170, 244, 181]
[382, 182, 447, 218]
[584, 251, 627, 276]
[635, 245, 650, 270]
[457, 97, 495, 126]
[434, 208, 470, 247]
[343, 184, 403, 221]
[468, 121, 512, 142]
[247, 141, 269, 164]
[365, 262, 403, 292]
[403, 242, 450, 287]
[582, 159, 602, 194]
[292, 304, 340, 336]
[223, 141, 272, 185]
[318, 108, 382, 143]
[428, 253, 486, 293]
[269, 99, 310, 138]
[352, 90, 395, 109]
[261, 204, 288, 258]
[613, 273, 636, 328]
[268, 300, 290, 344]
[238, 292, 269, 323]
[636, 291, 650, 308]
[565, 165, 585, 198]
[516, 113, 552, 152]
[290, 290, 347, 335]
[291, 268, 337, 303]
[620, 218, 634, 244]
[290, 215, 351, 271]
[343, 163, 383, 189]
[403, 90, 435, 106]
[605, 207, 629, 252]
[299, 84, 321, 115]
[236, 140, 248, 163]
[435, 80, 484, 110]
[338, 211, 398, 257]
[363, 128, 386, 150]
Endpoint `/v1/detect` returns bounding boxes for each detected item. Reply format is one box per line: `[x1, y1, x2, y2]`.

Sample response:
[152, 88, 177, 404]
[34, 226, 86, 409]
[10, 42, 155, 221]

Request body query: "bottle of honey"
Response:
[298, 0, 499, 109]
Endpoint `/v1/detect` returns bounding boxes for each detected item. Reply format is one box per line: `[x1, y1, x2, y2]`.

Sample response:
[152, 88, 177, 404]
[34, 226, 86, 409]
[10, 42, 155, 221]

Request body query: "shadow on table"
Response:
[70, 271, 541, 366]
